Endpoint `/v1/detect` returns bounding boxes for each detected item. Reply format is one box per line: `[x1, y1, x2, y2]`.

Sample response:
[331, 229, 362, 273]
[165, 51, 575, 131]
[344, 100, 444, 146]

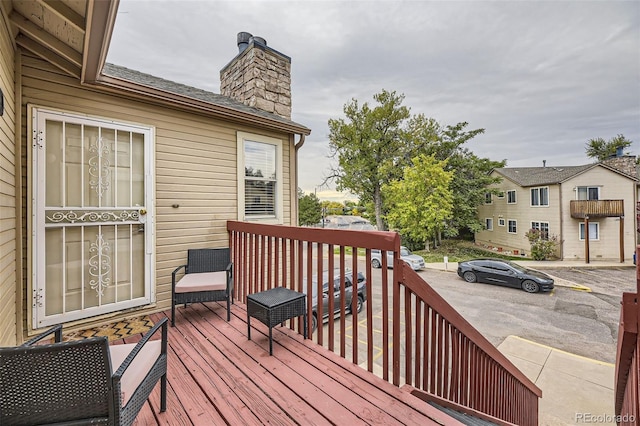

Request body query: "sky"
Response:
[106, 0, 640, 202]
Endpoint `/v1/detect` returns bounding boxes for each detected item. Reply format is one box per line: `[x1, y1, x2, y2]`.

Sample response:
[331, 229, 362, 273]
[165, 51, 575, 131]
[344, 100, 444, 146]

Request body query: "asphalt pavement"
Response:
[423, 259, 635, 426]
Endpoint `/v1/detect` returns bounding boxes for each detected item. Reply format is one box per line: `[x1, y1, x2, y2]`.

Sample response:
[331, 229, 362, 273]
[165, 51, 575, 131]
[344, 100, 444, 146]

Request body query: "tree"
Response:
[298, 192, 321, 226]
[585, 134, 633, 161]
[328, 90, 411, 230]
[408, 119, 505, 238]
[382, 154, 453, 249]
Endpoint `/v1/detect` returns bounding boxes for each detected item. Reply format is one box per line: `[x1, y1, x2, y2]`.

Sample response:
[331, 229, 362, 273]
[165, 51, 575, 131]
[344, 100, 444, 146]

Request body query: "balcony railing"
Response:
[614, 246, 640, 425]
[227, 220, 541, 425]
[570, 199, 624, 218]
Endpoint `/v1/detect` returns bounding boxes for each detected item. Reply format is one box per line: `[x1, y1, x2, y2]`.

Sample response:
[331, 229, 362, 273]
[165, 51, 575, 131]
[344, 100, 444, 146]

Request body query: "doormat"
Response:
[64, 315, 154, 342]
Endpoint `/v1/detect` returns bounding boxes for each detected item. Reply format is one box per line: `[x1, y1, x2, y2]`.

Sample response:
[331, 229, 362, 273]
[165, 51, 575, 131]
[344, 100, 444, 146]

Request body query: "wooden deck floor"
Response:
[123, 301, 458, 425]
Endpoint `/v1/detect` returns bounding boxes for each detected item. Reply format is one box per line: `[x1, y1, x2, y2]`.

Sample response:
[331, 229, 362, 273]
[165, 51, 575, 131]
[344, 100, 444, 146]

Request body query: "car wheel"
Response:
[462, 271, 477, 283]
[356, 295, 364, 313]
[371, 258, 381, 269]
[521, 280, 540, 293]
[311, 314, 318, 333]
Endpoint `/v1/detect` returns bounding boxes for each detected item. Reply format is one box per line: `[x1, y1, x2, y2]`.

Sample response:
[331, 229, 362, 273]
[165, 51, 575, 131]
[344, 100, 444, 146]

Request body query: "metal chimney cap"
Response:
[237, 32, 253, 52]
[250, 36, 267, 46]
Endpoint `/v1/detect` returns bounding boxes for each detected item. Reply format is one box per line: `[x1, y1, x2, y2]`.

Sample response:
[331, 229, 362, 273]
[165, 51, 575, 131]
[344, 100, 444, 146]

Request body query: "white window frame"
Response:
[485, 218, 493, 231]
[508, 219, 517, 234]
[576, 186, 600, 201]
[531, 221, 550, 240]
[507, 190, 516, 204]
[579, 222, 599, 241]
[498, 217, 505, 227]
[496, 191, 505, 199]
[237, 132, 284, 224]
[485, 192, 493, 204]
[530, 186, 549, 207]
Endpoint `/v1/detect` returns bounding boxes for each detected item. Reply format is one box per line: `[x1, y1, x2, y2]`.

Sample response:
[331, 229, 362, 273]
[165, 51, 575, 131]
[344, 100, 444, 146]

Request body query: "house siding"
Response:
[477, 177, 561, 257]
[19, 54, 293, 336]
[561, 167, 636, 260]
[476, 167, 637, 261]
[0, 3, 17, 345]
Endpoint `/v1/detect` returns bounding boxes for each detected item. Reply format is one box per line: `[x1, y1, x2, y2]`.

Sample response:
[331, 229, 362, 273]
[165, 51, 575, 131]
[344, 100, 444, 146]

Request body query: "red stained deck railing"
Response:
[227, 220, 541, 425]
[614, 246, 640, 425]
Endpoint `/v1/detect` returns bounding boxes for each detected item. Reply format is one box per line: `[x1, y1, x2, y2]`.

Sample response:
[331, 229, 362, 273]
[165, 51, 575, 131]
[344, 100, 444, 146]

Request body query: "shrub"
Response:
[524, 229, 559, 260]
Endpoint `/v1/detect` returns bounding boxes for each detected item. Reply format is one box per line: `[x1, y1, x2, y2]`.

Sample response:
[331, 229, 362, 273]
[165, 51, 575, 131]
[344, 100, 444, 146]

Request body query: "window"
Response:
[498, 217, 505, 226]
[485, 193, 492, 204]
[485, 218, 493, 230]
[579, 222, 599, 241]
[531, 187, 549, 206]
[497, 191, 505, 199]
[576, 186, 600, 200]
[237, 132, 283, 222]
[508, 220, 517, 234]
[531, 221, 549, 240]
[507, 190, 516, 204]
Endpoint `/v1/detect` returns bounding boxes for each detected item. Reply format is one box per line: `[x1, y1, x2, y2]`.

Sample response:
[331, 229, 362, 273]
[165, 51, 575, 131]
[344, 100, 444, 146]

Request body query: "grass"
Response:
[412, 240, 527, 263]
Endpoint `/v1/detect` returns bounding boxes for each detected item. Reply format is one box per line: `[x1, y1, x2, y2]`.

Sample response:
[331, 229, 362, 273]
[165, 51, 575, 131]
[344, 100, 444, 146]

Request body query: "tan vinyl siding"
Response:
[19, 54, 294, 333]
[0, 4, 17, 345]
[476, 172, 561, 257]
[561, 167, 636, 261]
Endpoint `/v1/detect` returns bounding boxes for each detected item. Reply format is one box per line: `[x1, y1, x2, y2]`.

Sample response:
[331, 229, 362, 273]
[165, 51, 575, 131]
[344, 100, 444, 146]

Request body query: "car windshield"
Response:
[400, 247, 411, 256]
[504, 261, 527, 273]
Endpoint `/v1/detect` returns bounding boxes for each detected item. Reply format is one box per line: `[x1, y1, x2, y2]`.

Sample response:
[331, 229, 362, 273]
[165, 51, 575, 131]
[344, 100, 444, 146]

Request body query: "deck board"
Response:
[119, 301, 458, 425]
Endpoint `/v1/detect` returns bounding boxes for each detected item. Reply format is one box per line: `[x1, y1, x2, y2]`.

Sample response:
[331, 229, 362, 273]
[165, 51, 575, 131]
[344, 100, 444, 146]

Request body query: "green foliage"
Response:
[413, 239, 523, 263]
[585, 134, 633, 161]
[524, 229, 559, 260]
[298, 192, 321, 226]
[328, 90, 412, 230]
[328, 90, 501, 234]
[383, 154, 453, 247]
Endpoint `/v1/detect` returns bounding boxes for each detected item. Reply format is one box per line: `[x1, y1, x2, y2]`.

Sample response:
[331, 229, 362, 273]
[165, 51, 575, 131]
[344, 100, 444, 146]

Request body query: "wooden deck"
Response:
[124, 301, 459, 425]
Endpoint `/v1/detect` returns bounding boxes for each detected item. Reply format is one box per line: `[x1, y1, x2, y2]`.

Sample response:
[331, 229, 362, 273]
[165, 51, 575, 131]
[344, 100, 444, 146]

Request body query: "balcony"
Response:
[223, 220, 540, 424]
[570, 199, 624, 218]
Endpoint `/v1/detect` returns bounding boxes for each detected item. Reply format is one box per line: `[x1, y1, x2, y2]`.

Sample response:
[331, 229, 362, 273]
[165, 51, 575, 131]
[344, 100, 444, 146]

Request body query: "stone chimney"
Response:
[220, 32, 292, 119]
[602, 155, 637, 177]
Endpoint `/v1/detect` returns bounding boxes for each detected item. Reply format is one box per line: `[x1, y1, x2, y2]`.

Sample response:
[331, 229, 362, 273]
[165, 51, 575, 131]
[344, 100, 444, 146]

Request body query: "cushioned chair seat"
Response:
[110, 340, 162, 406]
[175, 271, 227, 293]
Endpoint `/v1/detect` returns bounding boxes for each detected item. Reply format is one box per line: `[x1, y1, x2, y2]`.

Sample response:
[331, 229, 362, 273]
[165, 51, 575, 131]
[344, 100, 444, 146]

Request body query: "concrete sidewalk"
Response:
[498, 336, 616, 426]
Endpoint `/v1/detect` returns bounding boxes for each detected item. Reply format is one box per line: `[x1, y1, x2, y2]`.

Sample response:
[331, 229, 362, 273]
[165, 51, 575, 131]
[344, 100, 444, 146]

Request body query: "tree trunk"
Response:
[374, 185, 385, 231]
[424, 240, 430, 251]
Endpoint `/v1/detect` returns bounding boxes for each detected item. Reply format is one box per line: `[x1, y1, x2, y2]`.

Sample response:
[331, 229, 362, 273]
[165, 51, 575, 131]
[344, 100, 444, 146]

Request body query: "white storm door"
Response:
[32, 108, 154, 328]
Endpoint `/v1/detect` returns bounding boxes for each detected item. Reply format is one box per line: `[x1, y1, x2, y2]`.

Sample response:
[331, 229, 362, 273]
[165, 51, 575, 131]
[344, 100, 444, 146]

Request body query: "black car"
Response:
[305, 269, 367, 331]
[457, 259, 554, 293]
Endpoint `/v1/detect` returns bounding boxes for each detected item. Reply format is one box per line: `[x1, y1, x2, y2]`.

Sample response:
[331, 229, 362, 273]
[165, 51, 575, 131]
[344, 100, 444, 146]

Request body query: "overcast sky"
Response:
[107, 0, 640, 201]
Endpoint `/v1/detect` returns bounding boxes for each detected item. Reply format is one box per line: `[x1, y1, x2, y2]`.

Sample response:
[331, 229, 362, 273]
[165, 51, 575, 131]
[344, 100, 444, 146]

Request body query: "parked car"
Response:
[305, 269, 367, 331]
[371, 246, 425, 271]
[457, 259, 554, 293]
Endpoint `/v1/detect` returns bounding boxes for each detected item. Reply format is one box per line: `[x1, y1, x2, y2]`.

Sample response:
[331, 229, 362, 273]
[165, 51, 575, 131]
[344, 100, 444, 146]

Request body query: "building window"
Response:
[498, 217, 505, 227]
[485, 193, 492, 204]
[579, 222, 599, 241]
[576, 186, 600, 200]
[507, 190, 516, 204]
[497, 191, 505, 199]
[531, 187, 549, 206]
[531, 221, 549, 240]
[237, 132, 283, 222]
[508, 220, 517, 234]
[485, 218, 493, 231]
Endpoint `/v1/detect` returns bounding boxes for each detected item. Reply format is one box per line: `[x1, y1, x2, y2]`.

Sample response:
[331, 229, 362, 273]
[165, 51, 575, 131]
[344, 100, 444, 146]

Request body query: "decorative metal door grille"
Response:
[33, 109, 153, 327]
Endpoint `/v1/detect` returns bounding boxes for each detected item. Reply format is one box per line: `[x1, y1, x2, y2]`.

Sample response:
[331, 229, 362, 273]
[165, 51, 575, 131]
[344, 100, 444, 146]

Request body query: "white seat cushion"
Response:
[109, 340, 162, 406]
[175, 271, 227, 293]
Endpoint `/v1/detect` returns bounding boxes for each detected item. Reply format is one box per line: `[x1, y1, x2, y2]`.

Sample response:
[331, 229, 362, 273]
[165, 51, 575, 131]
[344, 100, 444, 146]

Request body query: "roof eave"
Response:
[82, 0, 119, 84]
[94, 74, 311, 135]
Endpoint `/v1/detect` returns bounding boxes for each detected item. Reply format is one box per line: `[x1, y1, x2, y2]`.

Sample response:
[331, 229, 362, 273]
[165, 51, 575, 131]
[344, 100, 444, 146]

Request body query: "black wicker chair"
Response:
[171, 248, 233, 326]
[0, 318, 168, 426]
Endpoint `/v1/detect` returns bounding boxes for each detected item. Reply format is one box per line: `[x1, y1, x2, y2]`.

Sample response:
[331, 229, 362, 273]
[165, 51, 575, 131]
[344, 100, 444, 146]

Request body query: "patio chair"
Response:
[0, 317, 168, 426]
[171, 247, 233, 326]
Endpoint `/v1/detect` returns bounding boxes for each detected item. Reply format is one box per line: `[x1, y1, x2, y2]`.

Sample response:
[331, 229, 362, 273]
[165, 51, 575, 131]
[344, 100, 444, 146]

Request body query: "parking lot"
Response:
[418, 265, 637, 363]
